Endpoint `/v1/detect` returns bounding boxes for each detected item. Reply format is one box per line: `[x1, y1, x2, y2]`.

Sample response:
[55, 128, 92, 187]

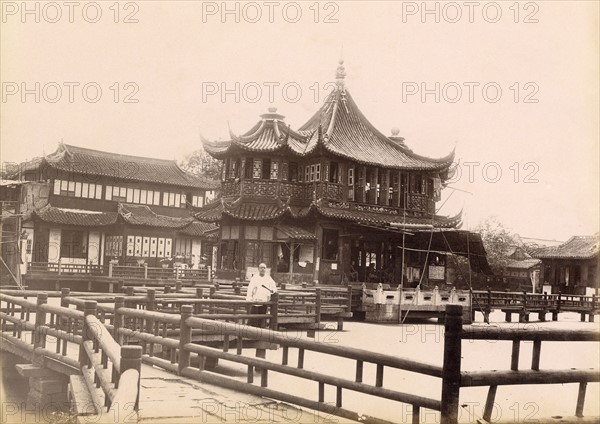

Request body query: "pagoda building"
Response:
[197, 61, 490, 285]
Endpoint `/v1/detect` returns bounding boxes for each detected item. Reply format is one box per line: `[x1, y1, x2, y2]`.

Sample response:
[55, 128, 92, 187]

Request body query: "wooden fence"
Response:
[0, 292, 143, 421]
[472, 289, 598, 322]
[26, 261, 212, 282]
[1, 290, 598, 424]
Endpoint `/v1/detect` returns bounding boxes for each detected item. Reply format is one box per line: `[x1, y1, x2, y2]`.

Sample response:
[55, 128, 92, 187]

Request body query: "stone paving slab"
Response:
[137, 364, 354, 423]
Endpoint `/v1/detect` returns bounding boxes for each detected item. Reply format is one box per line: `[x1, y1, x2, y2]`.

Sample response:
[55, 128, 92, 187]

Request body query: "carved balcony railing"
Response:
[220, 179, 433, 215]
[222, 179, 344, 202]
[407, 193, 436, 215]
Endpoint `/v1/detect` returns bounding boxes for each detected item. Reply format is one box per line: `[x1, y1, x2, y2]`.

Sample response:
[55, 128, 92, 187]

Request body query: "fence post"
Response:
[590, 295, 596, 323]
[33, 293, 48, 363]
[207, 265, 212, 283]
[441, 304, 462, 424]
[58, 288, 71, 354]
[315, 287, 322, 325]
[143, 263, 148, 279]
[178, 305, 193, 375]
[519, 290, 529, 323]
[553, 292, 562, 321]
[78, 300, 98, 366]
[145, 289, 156, 356]
[108, 262, 113, 278]
[175, 281, 182, 292]
[114, 297, 125, 345]
[270, 292, 279, 331]
[57, 258, 62, 275]
[119, 345, 143, 410]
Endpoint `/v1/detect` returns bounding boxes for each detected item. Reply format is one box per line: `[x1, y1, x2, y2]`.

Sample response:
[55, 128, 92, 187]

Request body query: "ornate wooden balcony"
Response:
[220, 179, 434, 215]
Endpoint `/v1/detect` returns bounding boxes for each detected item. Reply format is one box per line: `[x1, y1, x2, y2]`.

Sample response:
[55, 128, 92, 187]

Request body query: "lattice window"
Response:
[281, 162, 289, 181]
[270, 161, 279, 180]
[230, 159, 239, 179]
[253, 159, 262, 179]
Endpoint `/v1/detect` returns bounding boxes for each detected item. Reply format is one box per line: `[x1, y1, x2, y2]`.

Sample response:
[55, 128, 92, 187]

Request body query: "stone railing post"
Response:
[119, 345, 143, 409]
[143, 263, 148, 279]
[108, 262, 113, 278]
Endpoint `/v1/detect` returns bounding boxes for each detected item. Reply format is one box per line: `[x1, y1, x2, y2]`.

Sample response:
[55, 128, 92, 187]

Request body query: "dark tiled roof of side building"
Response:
[532, 235, 599, 260]
[15, 143, 219, 190]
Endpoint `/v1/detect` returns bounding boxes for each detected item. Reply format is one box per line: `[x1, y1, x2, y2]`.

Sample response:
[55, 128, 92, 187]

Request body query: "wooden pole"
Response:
[78, 300, 97, 366]
[289, 241, 295, 284]
[440, 304, 462, 424]
[270, 292, 279, 331]
[178, 305, 193, 375]
[113, 296, 125, 345]
[33, 293, 48, 363]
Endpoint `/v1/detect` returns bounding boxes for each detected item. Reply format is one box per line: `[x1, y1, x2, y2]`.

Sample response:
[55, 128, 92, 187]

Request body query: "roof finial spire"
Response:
[335, 58, 346, 89]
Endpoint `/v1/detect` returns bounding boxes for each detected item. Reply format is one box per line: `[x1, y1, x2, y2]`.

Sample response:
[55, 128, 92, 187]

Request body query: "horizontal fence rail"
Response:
[0, 292, 142, 420]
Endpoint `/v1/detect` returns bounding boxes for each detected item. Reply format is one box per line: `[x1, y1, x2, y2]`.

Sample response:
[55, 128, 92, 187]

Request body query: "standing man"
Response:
[246, 263, 277, 327]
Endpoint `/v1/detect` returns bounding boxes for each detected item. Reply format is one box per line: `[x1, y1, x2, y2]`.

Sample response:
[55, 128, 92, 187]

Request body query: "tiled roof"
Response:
[203, 110, 309, 159]
[315, 201, 461, 228]
[119, 204, 192, 229]
[276, 224, 316, 240]
[194, 196, 461, 229]
[532, 235, 599, 260]
[195, 197, 294, 222]
[32, 203, 219, 236]
[193, 198, 225, 222]
[34, 205, 118, 226]
[179, 221, 218, 237]
[204, 85, 454, 172]
[34, 144, 218, 189]
[298, 89, 454, 171]
[506, 258, 541, 270]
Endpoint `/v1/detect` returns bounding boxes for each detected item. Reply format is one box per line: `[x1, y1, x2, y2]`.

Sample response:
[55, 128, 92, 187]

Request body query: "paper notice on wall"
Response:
[429, 265, 445, 280]
[299, 245, 314, 263]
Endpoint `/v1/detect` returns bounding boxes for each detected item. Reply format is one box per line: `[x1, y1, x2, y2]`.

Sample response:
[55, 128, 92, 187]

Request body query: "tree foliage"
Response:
[179, 147, 222, 181]
[474, 216, 516, 274]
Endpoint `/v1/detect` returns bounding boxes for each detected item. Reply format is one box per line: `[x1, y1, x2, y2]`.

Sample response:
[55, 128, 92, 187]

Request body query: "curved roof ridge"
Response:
[61, 143, 178, 165]
[342, 90, 455, 164]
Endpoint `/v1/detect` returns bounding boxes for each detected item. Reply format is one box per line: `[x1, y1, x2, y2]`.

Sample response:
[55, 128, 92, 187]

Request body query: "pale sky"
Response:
[1, 1, 598, 241]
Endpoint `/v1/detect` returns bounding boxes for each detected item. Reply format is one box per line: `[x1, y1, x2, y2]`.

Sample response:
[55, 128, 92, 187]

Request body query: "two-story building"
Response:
[10, 143, 218, 274]
[196, 62, 491, 285]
